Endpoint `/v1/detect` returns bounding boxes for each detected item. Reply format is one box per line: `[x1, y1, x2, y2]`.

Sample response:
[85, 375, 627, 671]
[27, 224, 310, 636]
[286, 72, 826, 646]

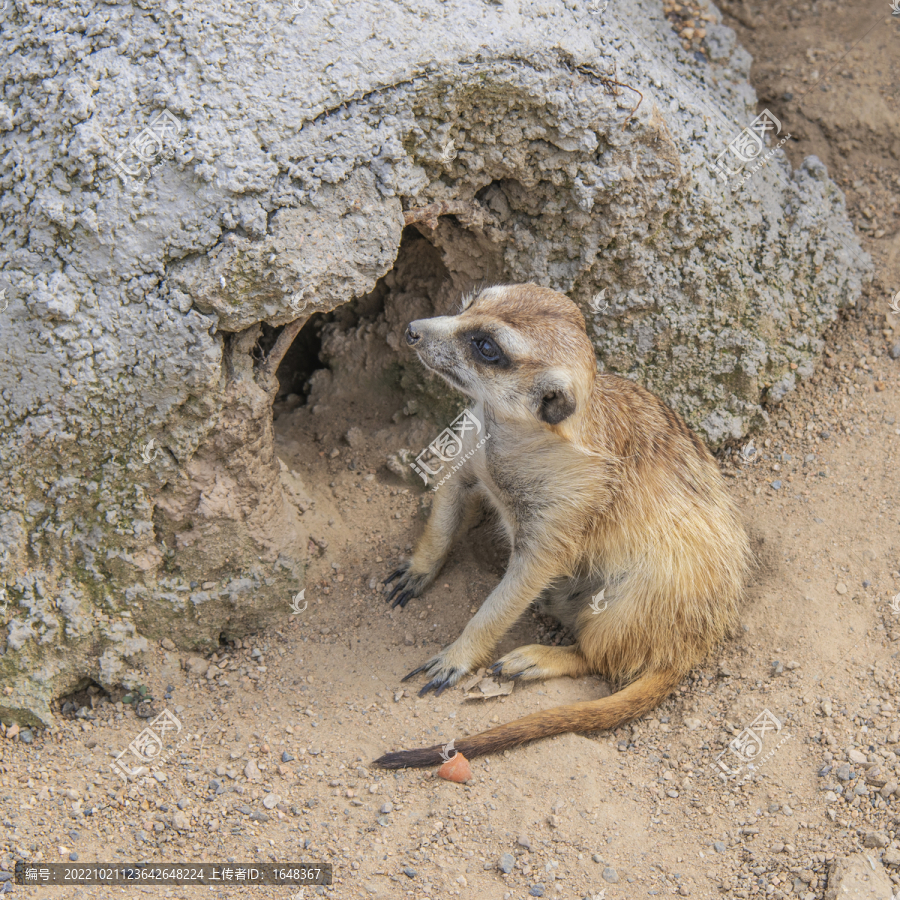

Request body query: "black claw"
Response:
[434, 680, 453, 697]
[418, 678, 442, 697]
[509, 671, 528, 680]
[401, 662, 430, 683]
[383, 566, 406, 587]
[391, 590, 412, 610]
[385, 582, 406, 605]
[488, 662, 503, 675]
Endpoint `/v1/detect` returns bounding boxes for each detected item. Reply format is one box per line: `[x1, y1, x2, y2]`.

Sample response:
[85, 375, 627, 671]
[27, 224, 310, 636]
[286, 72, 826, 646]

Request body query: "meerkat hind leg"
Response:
[489, 644, 591, 681]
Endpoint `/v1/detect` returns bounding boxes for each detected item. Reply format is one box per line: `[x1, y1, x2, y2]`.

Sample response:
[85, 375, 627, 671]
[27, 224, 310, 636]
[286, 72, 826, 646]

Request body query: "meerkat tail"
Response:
[373, 669, 683, 769]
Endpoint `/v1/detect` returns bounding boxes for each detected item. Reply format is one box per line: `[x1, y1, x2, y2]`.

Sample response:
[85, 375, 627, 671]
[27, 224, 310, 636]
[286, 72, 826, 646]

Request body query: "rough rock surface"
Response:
[824, 853, 895, 900]
[0, 0, 870, 723]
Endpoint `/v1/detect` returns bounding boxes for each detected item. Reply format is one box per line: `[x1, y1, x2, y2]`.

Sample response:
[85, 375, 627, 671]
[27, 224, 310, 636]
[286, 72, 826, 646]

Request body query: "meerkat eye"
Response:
[472, 335, 501, 363]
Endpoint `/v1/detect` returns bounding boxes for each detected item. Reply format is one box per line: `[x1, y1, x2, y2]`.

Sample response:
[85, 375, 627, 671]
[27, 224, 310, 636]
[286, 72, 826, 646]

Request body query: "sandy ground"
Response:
[2, 1, 899, 898]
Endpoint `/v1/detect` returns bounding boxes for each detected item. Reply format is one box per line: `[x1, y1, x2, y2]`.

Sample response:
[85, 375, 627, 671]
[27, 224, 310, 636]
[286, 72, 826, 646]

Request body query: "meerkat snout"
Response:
[405, 324, 421, 346]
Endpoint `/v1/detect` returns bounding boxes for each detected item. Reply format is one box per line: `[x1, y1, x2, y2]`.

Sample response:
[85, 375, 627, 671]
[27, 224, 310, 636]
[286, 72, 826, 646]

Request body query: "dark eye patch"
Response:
[468, 331, 510, 367]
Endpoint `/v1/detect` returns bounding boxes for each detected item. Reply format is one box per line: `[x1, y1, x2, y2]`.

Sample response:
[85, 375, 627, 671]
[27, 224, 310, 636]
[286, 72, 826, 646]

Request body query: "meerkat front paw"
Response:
[400, 642, 477, 697]
[382, 560, 434, 609]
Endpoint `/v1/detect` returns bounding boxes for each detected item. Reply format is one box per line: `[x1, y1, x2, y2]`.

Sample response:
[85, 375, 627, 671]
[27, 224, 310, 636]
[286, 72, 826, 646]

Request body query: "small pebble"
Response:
[281, 751, 294, 762]
[529, 886, 545, 897]
[498, 853, 515, 874]
[863, 831, 889, 848]
[438, 751, 472, 783]
[602, 867, 619, 883]
[714, 841, 726, 853]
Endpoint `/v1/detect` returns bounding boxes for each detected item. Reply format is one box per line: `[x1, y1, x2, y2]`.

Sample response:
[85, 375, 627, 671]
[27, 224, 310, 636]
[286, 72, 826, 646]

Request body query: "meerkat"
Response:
[375, 284, 751, 768]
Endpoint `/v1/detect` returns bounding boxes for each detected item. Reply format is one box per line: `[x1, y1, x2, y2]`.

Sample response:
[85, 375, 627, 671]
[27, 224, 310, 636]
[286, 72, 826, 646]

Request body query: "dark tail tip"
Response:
[373, 745, 445, 769]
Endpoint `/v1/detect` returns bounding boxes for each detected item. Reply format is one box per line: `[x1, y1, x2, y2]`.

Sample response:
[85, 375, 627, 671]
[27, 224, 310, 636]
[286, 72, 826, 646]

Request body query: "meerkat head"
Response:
[405, 284, 596, 428]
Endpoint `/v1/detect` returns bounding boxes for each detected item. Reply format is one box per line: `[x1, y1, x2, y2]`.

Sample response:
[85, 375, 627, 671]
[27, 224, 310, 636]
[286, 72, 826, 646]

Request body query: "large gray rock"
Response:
[0, 0, 869, 724]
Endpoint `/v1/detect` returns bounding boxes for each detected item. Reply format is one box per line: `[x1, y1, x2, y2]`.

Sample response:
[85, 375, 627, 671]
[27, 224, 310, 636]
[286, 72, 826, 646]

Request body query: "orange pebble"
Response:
[437, 751, 472, 783]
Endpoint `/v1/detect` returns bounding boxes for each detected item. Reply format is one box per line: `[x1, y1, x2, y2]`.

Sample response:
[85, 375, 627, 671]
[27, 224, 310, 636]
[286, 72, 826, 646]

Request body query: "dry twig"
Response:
[576, 64, 644, 130]
[261, 318, 305, 382]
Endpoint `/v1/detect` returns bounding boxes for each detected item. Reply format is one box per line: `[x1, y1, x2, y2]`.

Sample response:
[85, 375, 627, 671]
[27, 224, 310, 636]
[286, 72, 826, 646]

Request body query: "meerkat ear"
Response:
[533, 383, 576, 425]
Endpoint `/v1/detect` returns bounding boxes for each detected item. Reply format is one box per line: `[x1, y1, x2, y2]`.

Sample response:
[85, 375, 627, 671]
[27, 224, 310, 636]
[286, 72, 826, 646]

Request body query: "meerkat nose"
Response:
[405, 323, 422, 346]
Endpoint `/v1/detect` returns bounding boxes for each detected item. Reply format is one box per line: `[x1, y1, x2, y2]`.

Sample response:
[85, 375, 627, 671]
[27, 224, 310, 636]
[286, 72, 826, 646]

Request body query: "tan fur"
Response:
[375, 284, 751, 768]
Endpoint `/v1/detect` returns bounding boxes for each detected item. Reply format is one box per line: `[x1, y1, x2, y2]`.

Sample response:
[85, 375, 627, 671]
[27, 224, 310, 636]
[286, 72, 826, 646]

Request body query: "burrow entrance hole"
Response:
[261, 225, 505, 476]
